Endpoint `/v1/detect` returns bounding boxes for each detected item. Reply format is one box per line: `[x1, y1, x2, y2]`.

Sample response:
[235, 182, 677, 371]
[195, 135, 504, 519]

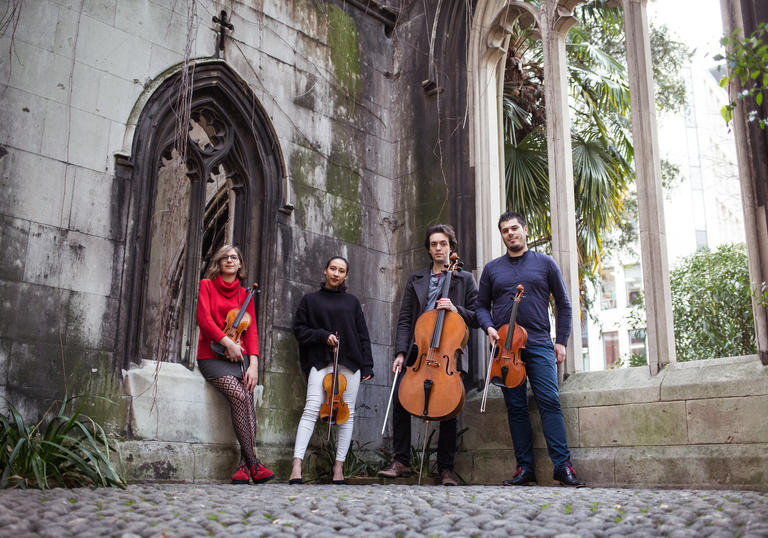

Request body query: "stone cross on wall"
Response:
[213, 10, 234, 57]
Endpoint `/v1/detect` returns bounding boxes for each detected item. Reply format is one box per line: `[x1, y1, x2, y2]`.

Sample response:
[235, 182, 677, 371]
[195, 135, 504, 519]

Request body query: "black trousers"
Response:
[391, 373, 458, 471]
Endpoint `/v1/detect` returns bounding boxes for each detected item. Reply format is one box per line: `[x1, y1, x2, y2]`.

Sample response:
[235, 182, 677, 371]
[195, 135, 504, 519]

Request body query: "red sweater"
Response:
[196, 275, 259, 360]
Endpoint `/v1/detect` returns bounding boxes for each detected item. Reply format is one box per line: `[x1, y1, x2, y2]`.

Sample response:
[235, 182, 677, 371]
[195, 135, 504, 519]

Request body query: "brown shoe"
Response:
[378, 461, 412, 478]
[440, 469, 459, 486]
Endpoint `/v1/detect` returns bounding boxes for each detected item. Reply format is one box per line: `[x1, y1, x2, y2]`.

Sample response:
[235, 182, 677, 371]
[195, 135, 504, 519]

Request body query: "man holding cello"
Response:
[378, 224, 478, 486]
[477, 211, 585, 487]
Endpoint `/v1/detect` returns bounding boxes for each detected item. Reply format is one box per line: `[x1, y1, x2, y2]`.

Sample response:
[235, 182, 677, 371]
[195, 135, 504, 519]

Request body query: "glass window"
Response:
[601, 268, 616, 310]
[624, 264, 642, 306]
[603, 331, 619, 368]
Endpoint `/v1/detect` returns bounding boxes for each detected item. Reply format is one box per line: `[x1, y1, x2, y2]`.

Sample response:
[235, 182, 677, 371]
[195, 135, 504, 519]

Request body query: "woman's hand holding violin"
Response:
[244, 356, 259, 392]
[220, 335, 245, 362]
[326, 333, 339, 347]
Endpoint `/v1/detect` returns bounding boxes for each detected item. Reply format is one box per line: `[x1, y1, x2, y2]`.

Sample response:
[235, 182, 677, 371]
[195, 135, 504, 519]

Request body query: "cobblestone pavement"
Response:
[0, 483, 766, 537]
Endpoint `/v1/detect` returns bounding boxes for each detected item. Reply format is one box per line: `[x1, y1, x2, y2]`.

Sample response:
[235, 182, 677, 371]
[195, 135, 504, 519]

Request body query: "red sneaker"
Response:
[231, 464, 250, 484]
[250, 461, 275, 484]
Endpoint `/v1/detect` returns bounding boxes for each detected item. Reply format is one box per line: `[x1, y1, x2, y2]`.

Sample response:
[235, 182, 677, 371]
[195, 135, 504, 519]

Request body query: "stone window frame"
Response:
[115, 60, 286, 371]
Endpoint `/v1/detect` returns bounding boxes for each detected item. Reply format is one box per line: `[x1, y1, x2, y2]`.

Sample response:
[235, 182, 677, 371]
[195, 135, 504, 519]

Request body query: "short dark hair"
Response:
[498, 211, 526, 230]
[325, 256, 349, 272]
[424, 224, 458, 253]
[323, 256, 350, 291]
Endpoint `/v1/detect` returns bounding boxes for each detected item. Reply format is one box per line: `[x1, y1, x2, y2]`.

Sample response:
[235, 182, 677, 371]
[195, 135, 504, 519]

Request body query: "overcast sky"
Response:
[647, 0, 725, 64]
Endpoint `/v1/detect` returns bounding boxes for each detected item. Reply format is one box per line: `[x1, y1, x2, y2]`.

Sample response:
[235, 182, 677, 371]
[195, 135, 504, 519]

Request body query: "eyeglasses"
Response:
[221, 255, 240, 262]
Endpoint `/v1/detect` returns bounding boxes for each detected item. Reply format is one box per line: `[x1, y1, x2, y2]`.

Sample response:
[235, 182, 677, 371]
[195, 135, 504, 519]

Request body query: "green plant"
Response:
[670, 243, 756, 361]
[0, 398, 126, 489]
[408, 426, 468, 482]
[309, 437, 383, 482]
[716, 22, 768, 128]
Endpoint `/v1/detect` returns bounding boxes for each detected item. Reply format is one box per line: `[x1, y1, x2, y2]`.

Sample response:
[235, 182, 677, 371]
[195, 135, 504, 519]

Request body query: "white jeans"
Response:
[293, 365, 361, 462]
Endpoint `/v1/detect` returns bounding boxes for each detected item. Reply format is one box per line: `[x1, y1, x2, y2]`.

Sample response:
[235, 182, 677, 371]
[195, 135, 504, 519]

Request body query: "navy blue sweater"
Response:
[476, 250, 571, 347]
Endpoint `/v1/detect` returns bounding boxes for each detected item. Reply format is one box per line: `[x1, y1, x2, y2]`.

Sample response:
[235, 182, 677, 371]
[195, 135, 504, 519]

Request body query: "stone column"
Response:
[622, 0, 676, 373]
[540, 0, 582, 375]
[720, 0, 768, 365]
[468, 7, 511, 267]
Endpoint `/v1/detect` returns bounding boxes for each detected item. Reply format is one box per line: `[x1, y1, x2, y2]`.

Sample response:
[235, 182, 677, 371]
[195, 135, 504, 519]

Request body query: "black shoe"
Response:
[332, 479, 347, 485]
[553, 463, 586, 487]
[288, 478, 303, 485]
[503, 466, 537, 486]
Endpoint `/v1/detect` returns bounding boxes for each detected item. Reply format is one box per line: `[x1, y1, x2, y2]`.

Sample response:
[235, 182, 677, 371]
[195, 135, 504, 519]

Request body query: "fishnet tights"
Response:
[210, 375, 257, 467]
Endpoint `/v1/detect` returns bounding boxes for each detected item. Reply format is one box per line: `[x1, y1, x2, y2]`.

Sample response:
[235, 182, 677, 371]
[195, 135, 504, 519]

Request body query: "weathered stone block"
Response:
[96, 72, 143, 123]
[0, 283, 70, 344]
[256, 407, 302, 447]
[660, 355, 768, 401]
[67, 232, 114, 295]
[66, 291, 118, 350]
[119, 440, 195, 482]
[261, 371, 306, 410]
[560, 365, 661, 408]
[461, 391, 509, 451]
[0, 87, 46, 155]
[0, 215, 29, 281]
[69, 16, 150, 78]
[613, 444, 768, 489]
[568, 447, 618, 487]
[687, 395, 768, 444]
[123, 360, 236, 444]
[114, 1, 188, 54]
[68, 167, 118, 239]
[3, 38, 72, 104]
[578, 401, 687, 447]
[15, 0, 58, 50]
[148, 43, 184, 80]
[190, 443, 239, 482]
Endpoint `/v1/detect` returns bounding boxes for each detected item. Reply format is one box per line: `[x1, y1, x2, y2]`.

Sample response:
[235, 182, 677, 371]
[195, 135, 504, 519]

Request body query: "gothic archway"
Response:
[116, 60, 285, 369]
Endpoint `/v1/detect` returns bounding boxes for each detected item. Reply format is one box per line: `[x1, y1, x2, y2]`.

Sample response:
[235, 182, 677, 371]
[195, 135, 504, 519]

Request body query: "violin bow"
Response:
[480, 341, 498, 414]
[380, 364, 401, 436]
[326, 335, 340, 443]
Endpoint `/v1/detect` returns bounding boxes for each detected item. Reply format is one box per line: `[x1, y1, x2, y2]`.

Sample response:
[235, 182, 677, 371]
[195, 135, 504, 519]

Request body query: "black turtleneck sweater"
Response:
[293, 286, 374, 379]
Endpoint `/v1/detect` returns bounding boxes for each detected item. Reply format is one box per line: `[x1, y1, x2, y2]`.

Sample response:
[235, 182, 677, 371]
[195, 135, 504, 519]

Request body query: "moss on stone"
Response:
[331, 197, 362, 244]
[289, 147, 323, 229]
[327, 5, 361, 107]
[327, 150, 360, 201]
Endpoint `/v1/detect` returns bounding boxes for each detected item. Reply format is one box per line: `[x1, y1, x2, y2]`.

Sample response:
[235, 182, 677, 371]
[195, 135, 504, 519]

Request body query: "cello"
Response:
[397, 253, 467, 422]
[319, 335, 349, 442]
[480, 284, 528, 413]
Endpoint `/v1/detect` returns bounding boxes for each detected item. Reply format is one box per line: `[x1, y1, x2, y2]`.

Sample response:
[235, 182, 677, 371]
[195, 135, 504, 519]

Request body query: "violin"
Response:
[490, 284, 528, 388]
[397, 253, 467, 421]
[319, 335, 349, 442]
[210, 282, 259, 359]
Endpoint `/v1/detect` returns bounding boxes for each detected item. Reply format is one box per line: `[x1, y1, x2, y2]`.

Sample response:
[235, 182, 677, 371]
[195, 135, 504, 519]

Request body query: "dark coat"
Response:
[294, 287, 374, 380]
[394, 266, 479, 369]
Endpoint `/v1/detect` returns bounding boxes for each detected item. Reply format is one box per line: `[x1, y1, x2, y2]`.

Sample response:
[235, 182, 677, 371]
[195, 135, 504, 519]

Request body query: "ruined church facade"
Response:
[1, 0, 766, 488]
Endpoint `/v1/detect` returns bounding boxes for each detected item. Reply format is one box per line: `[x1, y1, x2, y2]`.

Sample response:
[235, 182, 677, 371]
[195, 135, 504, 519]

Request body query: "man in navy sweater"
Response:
[477, 211, 585, 487]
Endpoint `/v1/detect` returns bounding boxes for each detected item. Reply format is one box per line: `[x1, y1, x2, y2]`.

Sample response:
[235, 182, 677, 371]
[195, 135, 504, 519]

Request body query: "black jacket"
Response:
[394, 266, 479, 368]
[294, 286, 374, 380]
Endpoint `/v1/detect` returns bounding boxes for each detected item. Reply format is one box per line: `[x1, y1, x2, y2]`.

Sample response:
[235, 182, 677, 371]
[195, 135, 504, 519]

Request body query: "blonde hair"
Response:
[205, 244, 246, 280]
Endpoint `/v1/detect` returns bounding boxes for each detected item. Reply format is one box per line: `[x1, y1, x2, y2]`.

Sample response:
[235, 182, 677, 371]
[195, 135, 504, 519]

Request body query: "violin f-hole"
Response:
[421, 379, 434, 417]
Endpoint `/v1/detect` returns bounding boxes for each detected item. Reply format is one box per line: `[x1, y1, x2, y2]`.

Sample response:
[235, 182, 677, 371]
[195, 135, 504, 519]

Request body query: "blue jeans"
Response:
[501, 343, 571, 472]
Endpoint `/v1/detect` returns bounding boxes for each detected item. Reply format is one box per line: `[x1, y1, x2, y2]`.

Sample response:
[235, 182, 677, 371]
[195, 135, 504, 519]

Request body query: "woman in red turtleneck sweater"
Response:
[196, 244, 274, 485]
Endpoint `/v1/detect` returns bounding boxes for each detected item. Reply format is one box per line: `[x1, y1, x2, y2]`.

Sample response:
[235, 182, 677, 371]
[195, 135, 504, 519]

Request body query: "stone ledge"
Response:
[560, 365, 662, 408]
[660, 355, 768, 401]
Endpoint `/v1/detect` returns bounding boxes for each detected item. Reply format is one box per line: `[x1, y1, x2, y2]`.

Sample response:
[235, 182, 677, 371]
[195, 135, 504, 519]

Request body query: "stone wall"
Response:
[459, 355, 768, 489]
[0, 0, 476, 480]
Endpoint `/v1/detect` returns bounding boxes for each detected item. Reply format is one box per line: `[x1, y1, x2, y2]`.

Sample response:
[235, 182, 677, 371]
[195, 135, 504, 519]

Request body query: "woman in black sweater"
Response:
[289, 256, 374, 484]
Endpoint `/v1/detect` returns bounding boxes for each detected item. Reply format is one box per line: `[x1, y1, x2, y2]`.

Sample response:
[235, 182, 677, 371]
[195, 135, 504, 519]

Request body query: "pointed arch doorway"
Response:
[116, 60, 285, 369]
